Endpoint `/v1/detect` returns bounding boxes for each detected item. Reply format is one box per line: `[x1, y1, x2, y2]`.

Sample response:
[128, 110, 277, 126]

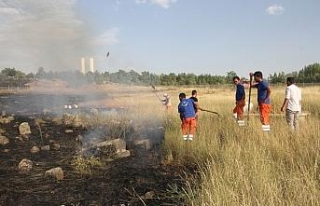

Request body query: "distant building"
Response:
[89, 58, 94, 73]
[80, 57, 95, 74]
[80, 58, 85, 74]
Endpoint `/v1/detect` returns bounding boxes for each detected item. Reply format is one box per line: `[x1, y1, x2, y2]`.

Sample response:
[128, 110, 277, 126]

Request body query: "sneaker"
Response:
[183, 135, 188, 141]
[262, 125, 270, 132]
[188, 135, 193, 141]
[237, 120, 245, 126]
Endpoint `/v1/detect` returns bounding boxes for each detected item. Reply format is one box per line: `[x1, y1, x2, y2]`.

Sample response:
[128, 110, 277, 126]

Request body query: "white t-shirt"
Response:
[285, 84, 301, 112]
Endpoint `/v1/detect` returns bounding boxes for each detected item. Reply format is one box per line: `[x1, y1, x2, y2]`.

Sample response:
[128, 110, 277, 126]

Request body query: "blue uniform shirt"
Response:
[235, 84, 245, 101]
[178, 98, 196, 119]
[257, 81, 270, 104]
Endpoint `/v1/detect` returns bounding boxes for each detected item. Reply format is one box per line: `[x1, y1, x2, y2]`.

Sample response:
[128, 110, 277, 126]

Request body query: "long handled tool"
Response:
[247, 74, 253, 121]
[199, 108, 220, 116]
[150, 84, 163, 103]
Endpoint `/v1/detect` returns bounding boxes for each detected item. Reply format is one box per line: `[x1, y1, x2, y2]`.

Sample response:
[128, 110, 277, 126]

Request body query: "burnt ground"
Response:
[0, 93, 194, 206]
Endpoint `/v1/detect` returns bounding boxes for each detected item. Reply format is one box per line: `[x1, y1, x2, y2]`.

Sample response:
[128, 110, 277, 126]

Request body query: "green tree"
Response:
[226, 71, 237, 83]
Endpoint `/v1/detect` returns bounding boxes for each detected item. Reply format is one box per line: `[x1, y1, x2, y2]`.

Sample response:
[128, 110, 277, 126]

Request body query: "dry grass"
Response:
[163, 85, 320, 206]
[71, 155, 103, 176]
[6, 83, 320, 205]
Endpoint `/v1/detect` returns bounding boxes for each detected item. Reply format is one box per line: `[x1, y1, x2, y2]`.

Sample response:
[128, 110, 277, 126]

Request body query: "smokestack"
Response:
[81, 58, 85, 74]
[89, 58, 94, 73]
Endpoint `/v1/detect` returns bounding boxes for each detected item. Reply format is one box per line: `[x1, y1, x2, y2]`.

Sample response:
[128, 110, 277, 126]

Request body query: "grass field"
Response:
[3, 83, 319, 205]
[161, 85, 320, 205]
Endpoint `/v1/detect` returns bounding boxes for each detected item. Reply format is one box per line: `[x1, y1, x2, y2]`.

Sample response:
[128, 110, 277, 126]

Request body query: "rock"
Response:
[19, 122, 31, 135]
[3, 149, 10, 153]
[0, 135, 9, 146]
[45, 167, 64, 180]
[40, 145, 50, 151]
[0, 116, 14, 124]
[96, 138, 126, 153]
[18, 159, 33, 173]
[143, 191, 155, 200]
[30, 146, 40, 153]
[114, 150, 131, 159]
[134, 139, 151, 150]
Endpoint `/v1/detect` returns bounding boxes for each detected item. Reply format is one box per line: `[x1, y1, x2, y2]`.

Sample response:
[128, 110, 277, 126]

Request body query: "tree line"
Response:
[269, 63, 320, 83]
[1, 63, 319, 87]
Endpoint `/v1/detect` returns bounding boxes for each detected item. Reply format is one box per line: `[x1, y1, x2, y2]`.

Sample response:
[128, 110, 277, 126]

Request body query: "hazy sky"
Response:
[0, 0, 319, 77]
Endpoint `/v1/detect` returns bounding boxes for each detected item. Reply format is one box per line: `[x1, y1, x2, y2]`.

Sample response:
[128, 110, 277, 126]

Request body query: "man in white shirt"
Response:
[280, 77, 302, 130]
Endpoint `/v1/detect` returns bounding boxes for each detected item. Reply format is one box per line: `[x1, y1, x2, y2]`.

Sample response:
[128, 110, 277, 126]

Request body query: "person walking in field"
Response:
[178, 93, 197, 141]
[280, 77, 302, 131]
[189, 90, 200, 119]
[232, 76, 246, 126]
[162, 93, 172, 110]
[250, 71, 271, 132]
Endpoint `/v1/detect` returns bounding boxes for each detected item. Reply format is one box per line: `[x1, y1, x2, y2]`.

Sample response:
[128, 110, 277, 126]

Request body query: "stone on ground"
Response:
[19, 122, 31, 135]
[45, 167, 64, 180]
[0, 135, 9, 146]
[18, 159, 33, 173]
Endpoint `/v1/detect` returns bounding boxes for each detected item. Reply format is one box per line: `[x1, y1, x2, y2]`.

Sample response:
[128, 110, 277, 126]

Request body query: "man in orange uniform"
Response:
[250, 71, 271, 132]
[232, 76, 246, 126]
[178, 93, 197, 141]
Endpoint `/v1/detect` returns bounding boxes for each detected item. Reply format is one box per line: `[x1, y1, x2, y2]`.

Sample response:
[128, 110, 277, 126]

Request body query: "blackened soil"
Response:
[0, 93, 191, 206]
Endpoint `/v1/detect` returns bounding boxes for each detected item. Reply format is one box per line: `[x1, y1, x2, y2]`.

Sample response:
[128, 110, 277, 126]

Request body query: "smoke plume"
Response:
[0, 0, 104, 72]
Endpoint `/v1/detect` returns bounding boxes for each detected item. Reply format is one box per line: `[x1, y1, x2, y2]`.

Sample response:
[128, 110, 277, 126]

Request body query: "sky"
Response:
[0, 0, 319, 78]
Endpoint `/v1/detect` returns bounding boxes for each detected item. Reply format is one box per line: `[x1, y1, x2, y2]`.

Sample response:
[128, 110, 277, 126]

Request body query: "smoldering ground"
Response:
[0, 84, 190, 205]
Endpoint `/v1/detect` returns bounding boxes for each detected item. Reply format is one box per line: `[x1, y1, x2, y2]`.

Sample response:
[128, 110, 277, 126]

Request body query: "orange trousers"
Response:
[233, 100, 245, 120]
[259, 103, 271, 125]
[181, 117, 196, 135]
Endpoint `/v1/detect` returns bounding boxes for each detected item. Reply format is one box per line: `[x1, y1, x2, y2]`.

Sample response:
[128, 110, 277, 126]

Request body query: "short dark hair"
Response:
[179, 93, 186, 98]
[191, 90, 197, 95]
[233, 76, 240, 81]
[253, 71, 263, 78]
[287, 77, 295, 84]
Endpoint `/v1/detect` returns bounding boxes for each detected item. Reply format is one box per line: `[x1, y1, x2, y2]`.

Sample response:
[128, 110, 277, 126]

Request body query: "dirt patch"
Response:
[0, 92, 190, 206]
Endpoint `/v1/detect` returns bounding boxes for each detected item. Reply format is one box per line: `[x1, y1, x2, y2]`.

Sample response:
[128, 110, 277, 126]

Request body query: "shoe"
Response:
[188, 135, 193, 141]
[262, 125, 270, 132]
[183, 135, 188, 141]
[237, 120, 245, 126]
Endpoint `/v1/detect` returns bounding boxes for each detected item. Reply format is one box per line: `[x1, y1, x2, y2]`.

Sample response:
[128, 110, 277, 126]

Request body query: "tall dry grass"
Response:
[163, 85, 320, 205]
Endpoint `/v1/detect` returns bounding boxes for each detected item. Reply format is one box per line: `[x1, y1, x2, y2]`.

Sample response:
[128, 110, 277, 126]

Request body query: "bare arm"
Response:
[194, 102, 204, 113]
[281, 98, 288, 112]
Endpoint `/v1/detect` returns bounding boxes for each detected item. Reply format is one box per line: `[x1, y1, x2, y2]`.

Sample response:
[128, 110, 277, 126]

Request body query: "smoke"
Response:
[0, 0, 117, 72]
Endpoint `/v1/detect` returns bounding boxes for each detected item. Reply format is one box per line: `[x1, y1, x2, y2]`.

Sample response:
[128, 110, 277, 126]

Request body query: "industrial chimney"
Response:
[80, 58, 85, 74]
[89, 58, 94, 73]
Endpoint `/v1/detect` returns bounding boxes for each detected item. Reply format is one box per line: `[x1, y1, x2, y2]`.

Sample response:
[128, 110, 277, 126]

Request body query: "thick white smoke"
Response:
[0, 0, 117, 72]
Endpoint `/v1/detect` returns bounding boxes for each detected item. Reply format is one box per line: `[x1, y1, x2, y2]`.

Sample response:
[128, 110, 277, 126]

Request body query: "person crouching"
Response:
[178, 93, 197, 141]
